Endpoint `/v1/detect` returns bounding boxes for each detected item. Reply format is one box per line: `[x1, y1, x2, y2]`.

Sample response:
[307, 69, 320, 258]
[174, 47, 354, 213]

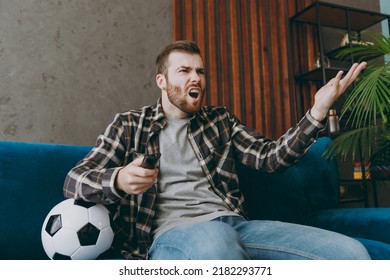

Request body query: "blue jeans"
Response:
[148, 215, 370, 260]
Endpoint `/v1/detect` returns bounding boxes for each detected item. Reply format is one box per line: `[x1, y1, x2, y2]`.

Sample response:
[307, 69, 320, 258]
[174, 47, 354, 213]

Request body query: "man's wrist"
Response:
[111, 167, 128, 198]
[309, 106, 326, 122]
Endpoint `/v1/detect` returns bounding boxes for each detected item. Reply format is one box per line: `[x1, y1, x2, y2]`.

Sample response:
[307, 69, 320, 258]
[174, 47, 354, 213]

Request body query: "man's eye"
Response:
[197, 70, 205, 75]
[179, 69, 188, 73]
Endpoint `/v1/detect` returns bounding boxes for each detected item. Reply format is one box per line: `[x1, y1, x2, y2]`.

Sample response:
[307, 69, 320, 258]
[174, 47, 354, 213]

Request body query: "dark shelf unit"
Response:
[295, 66, 350, 82]
[339, 179, 377, 208]
[290, 1, 390, 86]
[290, 2, 388, 31]
[326, 44, 383, 61]
[289, 1, 390, 207]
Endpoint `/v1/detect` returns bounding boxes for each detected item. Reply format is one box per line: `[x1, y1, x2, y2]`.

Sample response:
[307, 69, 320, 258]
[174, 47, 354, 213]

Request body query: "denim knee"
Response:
[148, 221, 250, 260]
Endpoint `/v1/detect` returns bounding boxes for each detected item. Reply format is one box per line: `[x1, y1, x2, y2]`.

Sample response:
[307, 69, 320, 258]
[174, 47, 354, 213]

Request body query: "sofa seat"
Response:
[1, 137, 389, 259]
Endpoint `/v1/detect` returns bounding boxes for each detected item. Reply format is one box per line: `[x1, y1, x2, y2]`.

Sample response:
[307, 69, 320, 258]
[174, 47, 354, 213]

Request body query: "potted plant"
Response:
[327, 32, 390, 179]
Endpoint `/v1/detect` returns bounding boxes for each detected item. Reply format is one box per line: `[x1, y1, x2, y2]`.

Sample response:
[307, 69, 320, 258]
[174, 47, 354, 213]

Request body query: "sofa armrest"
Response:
[309, 208, 390, 245]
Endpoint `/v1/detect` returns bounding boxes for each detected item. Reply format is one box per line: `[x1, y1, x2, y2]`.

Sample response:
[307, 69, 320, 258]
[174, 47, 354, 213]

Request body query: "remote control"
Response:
[140, 153, 161, 169]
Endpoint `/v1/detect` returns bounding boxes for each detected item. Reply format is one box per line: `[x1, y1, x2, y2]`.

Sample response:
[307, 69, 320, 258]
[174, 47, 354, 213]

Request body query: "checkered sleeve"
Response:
[231, 110, 326, 172]
[63, 113, 128, 204]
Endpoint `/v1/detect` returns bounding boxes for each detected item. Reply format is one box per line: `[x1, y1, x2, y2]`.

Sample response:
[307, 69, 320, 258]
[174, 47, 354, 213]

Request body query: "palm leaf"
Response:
[325, 126, 379, 161]
[340, 66, 390, 128]
[370, 140, 390, 166]
[326, 32, 390, 162]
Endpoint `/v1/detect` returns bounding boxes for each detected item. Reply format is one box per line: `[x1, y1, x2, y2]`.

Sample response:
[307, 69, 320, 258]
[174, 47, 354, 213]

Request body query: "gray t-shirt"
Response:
[152, 116, 235, 239]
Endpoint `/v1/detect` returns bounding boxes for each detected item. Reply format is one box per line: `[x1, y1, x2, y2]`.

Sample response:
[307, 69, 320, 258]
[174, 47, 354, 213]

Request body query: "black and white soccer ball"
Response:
[41, 198, 114, 260]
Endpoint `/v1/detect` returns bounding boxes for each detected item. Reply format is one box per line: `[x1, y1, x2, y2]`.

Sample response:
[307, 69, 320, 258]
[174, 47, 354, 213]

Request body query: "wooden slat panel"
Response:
[173, 0, 316, 139]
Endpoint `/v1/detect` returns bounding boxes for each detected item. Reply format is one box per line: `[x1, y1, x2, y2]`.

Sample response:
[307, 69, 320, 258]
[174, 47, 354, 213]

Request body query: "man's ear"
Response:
[156, 74, 166, 91]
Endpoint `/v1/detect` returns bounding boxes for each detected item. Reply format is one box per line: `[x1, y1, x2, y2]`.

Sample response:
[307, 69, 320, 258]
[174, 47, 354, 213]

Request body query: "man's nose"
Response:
[190, 71, 201, 82]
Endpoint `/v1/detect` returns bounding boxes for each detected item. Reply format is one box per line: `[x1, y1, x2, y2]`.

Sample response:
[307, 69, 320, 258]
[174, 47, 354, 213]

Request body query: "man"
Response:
[64, 40, 369, 260]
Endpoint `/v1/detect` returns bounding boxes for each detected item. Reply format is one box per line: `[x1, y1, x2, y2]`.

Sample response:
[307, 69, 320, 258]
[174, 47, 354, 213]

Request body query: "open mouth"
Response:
[188, 87, 201, 99]
[189, 91, 199, 99]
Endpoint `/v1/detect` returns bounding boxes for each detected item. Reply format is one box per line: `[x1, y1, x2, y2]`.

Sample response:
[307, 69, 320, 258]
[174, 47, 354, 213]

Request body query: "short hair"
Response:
[156, 40, 201, 75]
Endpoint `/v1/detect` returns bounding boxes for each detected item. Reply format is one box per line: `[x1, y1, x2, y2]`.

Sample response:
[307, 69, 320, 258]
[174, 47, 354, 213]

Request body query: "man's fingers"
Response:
[342, 63, 358, 80]
[341, 62, 367, 87]
[124, 172, 156, 184]
[334, 70, 344, 83]
[352, 62, 367, 79]
[325, 71, 343, 88]
[129, 156, 158, 175]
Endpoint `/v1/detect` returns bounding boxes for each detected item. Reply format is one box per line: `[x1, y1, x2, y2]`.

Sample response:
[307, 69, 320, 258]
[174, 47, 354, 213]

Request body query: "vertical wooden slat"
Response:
[195, 0, 206, 83]
[218, 0, 230, 108]
[195, 0, 206, 56]
[259, 0, 273, 137]
[269, 0, 283, 136]
[229, 0, 242, 119]
[250, 0, 263, 134]
[239, 0, 253, 128]
[207, 0, 219, 106]
[278, 0, 292, 133]
[173, 0, 183, 40]
[184, 0, 193, 39]
[286, 0, 299, 125]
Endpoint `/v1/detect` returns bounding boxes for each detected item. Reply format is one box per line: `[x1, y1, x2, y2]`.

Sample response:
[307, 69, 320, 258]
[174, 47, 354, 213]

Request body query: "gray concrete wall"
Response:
[0, 0, 172, 145]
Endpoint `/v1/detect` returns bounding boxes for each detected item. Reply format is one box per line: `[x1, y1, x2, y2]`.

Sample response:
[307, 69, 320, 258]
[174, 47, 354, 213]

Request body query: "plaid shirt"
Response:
[64, 98, 325, 259]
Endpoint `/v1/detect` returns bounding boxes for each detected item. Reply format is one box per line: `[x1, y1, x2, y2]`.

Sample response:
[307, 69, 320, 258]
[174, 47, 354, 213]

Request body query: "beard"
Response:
[165, 79, 205, 116]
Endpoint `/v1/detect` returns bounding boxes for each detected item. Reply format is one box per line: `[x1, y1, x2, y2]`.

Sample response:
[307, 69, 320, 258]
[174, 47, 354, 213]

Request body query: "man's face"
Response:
[158, 51, 206, 118]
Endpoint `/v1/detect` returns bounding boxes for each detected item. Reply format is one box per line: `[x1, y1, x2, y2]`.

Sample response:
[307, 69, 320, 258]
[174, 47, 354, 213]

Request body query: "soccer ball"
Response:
[41, 198, 114, 260]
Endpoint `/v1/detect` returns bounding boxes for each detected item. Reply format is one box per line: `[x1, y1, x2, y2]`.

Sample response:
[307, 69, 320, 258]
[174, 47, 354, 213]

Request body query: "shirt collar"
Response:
[153, 97, 166, 123]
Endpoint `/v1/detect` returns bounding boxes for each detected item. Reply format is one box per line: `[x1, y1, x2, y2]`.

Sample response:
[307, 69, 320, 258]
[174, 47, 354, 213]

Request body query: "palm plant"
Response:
[327, 32, 390, 176]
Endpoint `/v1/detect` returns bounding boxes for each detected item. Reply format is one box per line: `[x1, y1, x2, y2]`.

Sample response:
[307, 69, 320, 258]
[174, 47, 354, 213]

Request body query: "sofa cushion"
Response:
[0, 141, 91, 259]
[310, 207, 390, 245]
[238, 137, 339, 224]
[299, 137, 340, 211]
[354, 238, 390, 260]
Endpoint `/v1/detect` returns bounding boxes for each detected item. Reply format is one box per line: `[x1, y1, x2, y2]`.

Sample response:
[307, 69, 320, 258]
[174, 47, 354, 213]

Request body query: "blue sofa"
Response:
[1, 137, 390, 260]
